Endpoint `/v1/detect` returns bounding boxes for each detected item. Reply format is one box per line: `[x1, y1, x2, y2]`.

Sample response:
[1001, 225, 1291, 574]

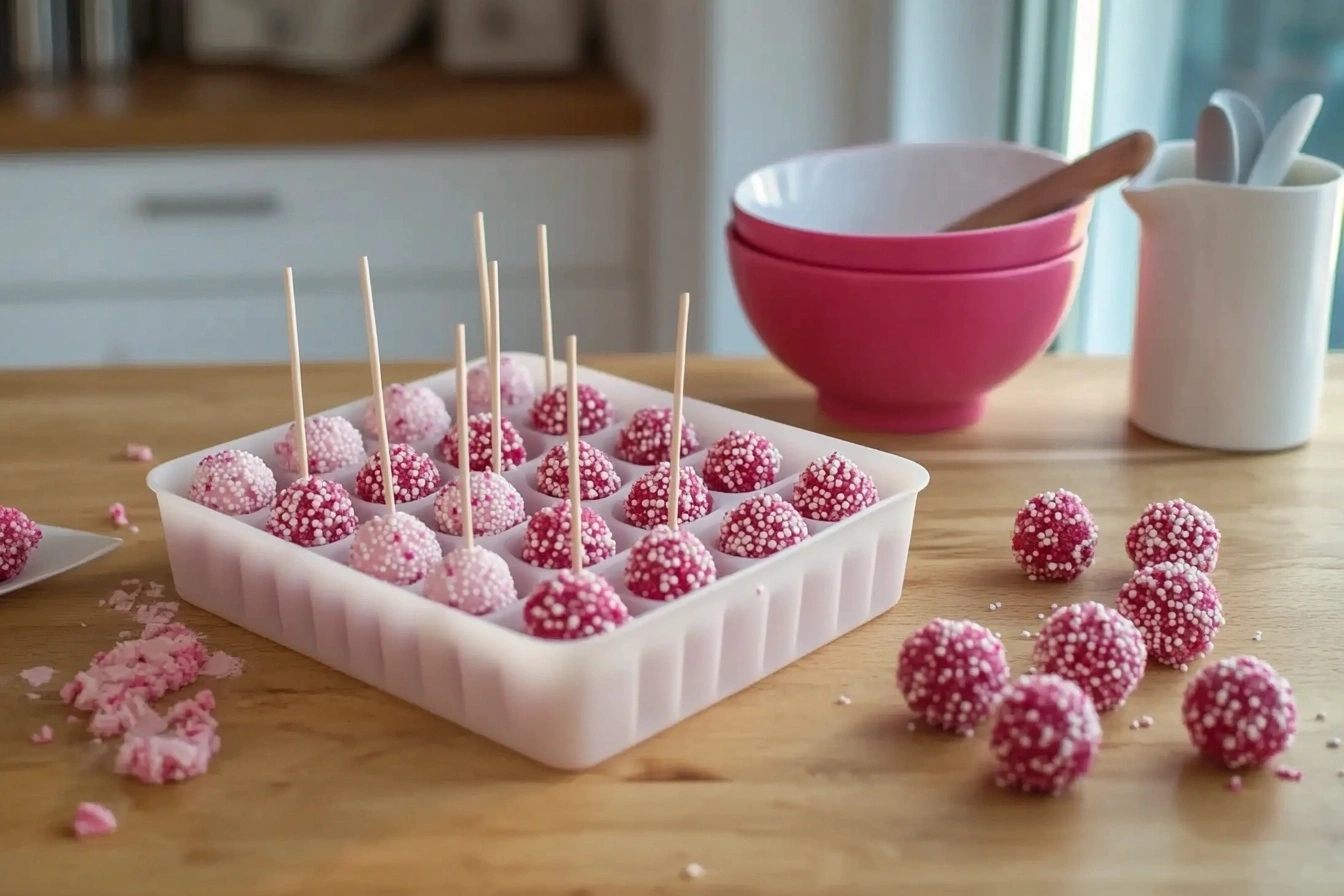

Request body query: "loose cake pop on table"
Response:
[275, 416, 365, 475]
[1126, 497, 1220, 572]
[702, 429, 782, 493]
[361, 383, 450, 444]
[625, 294, 717, 602]
[989, 674, 1102, 795]
[355, 443, 442, 505]
[718, 492, 809, 559]
[524, 334, 630, 640]
[535, 440, 621, 500]
[624, 462, 712, 529]
[348, 256, 443, 586]
[425, 324, 518, 616]
[1010, 489, 1099, 582]
[1116, 560, 1224, 666]
[1031, 601, 1146, 712]
[1182, 655, 1297, 769]
[896, 618, 1009, 735]
[188, 449, 276, 515]
[265, 268, 359, 548]
[0, 505, 42, 582]
[613, 407, 699, 465]
[792, 452, 879, 522]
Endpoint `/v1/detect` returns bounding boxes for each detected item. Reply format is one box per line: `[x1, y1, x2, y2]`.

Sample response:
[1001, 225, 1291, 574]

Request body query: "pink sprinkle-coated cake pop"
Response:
[535, 440, 622, 500]
[424, 545, 518, 616]
[1116, 561, 1224, 667]
[466, 356, 535, 414]
[718, 492, 809, 559]
[265, 477, 358, 547]
[0, 506, 42, 582]
[521, 504, 617, 570]
[624, 525, 717, 601]
[1031, 602, 1147, 712]
[1010, 489, 1098, 582]
[274, 416, 366, 474]
[355, 444, 442, 505]
[989, 674, 1102, 795]
[1182, 655, 1297, 769]
[702, 429, 782, 493]
[433, 471, 526, 537]
[187, 449, 277, 515]
[896, 618, 1010, 735]
[349, 511, 442, 585]
[623, 462, 712, 529]
[791, 452, 879, 522]
[438, 412, 527, 472]
[528, 383, 613, 436]
[1126, 498, 1220, 573]
[362, 383, 450, 443]
[524, 568, 630, 640]
[613, 407, 700, 465]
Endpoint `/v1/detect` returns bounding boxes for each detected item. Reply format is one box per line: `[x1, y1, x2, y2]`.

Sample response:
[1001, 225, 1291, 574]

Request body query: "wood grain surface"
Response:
[1, 356, 1342, 896]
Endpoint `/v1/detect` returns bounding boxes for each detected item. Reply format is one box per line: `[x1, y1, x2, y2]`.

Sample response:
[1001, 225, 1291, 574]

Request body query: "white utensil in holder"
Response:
[1125, 139, 1344, 452]
[437, 0, 589, 75]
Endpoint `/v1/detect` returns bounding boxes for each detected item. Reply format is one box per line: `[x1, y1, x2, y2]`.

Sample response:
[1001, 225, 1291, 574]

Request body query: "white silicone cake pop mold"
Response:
[147, 353, 930, 769]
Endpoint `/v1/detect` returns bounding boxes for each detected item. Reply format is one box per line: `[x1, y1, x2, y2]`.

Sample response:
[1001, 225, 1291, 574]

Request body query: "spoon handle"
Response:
[942, 130, 1157, 232]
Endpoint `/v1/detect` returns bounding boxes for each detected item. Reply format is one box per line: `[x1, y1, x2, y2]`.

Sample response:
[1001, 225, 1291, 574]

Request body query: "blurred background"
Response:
[0, 0, 1340, 367]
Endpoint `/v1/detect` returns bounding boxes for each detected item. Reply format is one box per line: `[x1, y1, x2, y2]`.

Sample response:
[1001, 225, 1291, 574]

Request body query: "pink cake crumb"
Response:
[134, 602, 179, 625]
[18, 665, 55, 687]
[25, 692, 39, 700]
[66, 715, 80, 724]
[104, 581, 143, 612]
[30, 725, 53, 744]
[1228, 775, 1244, 792]
[126, 443, 153, 462]
[72, 802, 117, 838]
[115, 691, 221, 784]
[201, 651, 246, 679]
[108, 503, 129, 527]
[1274, 766, 1303, 782]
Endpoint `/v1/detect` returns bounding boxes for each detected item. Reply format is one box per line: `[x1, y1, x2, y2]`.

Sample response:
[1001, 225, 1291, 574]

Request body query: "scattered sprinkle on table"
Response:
[1274, 766, 1303, 782]
[125, 443, 153, 462]
[1227, 775, 1243, 792]
[1129, 715, 1154, 730]
[18, 665, 55, 687]
[906, 722, 917, 732]
[1327, 737, 1341, 749]
[682, 863, 706, 880]
[30, 725, 53, 744]
[108, 503, 129, 527]
[1252, 631, 1262, 641]
[1316, 712, 1327, 721]
[835, 694, 851, 706]
[72, 802, 117, 839]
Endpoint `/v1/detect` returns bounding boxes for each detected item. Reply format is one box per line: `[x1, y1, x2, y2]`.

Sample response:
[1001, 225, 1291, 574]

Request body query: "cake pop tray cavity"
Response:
[146, 352, 930, 770]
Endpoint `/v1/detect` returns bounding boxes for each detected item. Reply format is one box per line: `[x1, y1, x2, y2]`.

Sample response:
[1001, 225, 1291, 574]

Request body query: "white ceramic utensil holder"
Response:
[1125, 140, 1344, 452]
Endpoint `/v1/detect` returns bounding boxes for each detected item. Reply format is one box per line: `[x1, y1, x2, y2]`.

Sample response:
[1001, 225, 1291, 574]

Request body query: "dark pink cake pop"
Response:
[1116, 561, 1224, 667]
[523, 568, 630, 640]
[188, 449, 277, 515]
[355, 444, 442, 505]
[535, 440, 621, 500]
[791, 453, 878, 522]
[264, 477, 358, 547]
[896, 618, 1009, 734]
[1182, 655, 1297, 769]
[613, 407, 699, 465]
[528, 383, 612, 436]
[520, 504, 617, 570]
[702, 429, 781, 493]
[718, 492, 809, 559]
[1010, 489, 1098, 582]
[438, 412, 526, 473]
[1032, 602, 1147, 712]
[623, 462, 712, 529]
[624, 525, 717, 602]
[274, 416, 366, 475]
[432, 471, 525, 537]
[1126, 498, 1220, 573]
[989, 674, 1102, 795]
[0, 506, 42, 583]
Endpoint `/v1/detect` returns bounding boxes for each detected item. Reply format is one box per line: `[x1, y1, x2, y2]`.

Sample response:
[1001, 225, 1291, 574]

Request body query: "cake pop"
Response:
[355, 443, 442, 505]
[275, 416, 365, 474]
[1126, 498, 1220, 573]
[623, 462, 712, 529]
[361, 383, 450, 444]
[718, 492, 809, 559]
[521, 504, 616, 570]
[613, 407, 699, 465]
[535, 440, 621, 500]
[1011, 489, 1099, 582]
[466, 355, 534, 414]
[528, 383, 613, 436]
[0, 506, 42, 582]
[524, 568, 629, 640]
[791, 452, 879, 522]
[438, 413, 526, 472]
[702, 429, 782, 493]
[187, 449, 276, 515]
[433, 471, 526, 537]
[266, 478, 358, 547]
[1116, 561, 1224, 667]
[896, 618, 1010, 735]
[1182, 656, 1297, 769]
[989, 674, 1102, 795]
[1031, 602, 1146, 712]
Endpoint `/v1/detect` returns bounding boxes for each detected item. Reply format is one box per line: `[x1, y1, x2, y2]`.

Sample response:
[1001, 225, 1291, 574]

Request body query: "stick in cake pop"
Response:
[567, 334, 583, 574]
[473, 212, 491, 359]
[489, 260, 503, 475]
[284, 267, 309, 479]
[537, 224, 555, 392]
[455, 325, 474, 550]
[349, 256, 442, 585]
[668, 291, 689, 529]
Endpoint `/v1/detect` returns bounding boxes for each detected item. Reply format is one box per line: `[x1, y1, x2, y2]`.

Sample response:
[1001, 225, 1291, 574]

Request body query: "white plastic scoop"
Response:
[1246, 93, 1323, 187]
[1210, 89, 1265, 184]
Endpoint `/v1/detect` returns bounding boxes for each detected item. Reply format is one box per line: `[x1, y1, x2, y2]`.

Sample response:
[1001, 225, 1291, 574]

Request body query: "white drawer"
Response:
[0, 141, 641, 289]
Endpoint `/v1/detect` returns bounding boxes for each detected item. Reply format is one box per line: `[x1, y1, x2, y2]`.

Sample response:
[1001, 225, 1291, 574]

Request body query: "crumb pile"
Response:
[520, 504, 617, 569]
[439, 412, 527, 472]
[535, 440, 622, 500]
[623, 462, 712, 529]
[896, 618, 1010, 734]
[624, 525, 717, 602]
[718, 493, 809, 559]
[701, 430, 781, 493]
[1010, 489, 1098, 582]
[528, 383, 613, 436]
[1126, 498, 1220, 572]
[355, 444, 442, 505]
[792, 453, 879, 522]
[524, 568, 630, 640]
[187, 449, 276, 515]
[614, 407, 699, 465]
[362, 383, 451, 443]
[275, 416, 366, 474]
[0, 505, 42, 582]
[433, 471, 526, 537]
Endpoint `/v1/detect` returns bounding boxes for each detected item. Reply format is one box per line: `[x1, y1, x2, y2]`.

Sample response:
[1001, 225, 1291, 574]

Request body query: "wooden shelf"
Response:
[0, 53, 647, 153]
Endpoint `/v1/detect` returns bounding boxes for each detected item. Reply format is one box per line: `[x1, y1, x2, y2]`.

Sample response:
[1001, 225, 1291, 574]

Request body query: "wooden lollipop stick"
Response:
[537, 224, 555, 392]
[488, 260, 503, 476]
[566, 334, 582, 574]
[455, 323, 474, 550]
[359, 256, 396, 517]
[668, 292, 690, 530]
[283, 267, 309, 480]
[473, 212, 492, 359]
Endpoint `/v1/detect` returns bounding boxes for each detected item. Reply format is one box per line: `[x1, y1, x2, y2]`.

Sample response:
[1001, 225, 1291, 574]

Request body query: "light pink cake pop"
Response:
[466, 356, 535, 414]
[187, 449, 277, 515]
[362, 384, 450, 443]
[433, 471, 526, 537]
[349, 511, 442, 585]
[275, 416, 365, 474]
[424, 546, 518, 615]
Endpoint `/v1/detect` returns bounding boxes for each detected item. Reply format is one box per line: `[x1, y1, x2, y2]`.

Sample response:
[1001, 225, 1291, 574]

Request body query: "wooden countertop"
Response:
[0, 54, 646, 152]
[1, 356, 1342, 895]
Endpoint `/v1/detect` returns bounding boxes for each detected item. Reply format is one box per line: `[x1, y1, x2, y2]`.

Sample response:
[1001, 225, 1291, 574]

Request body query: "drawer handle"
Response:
[136, 192, 281, 219]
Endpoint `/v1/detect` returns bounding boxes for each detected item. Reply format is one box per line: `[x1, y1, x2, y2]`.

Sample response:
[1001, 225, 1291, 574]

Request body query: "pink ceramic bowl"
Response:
[727, 226, 1086, 433]
[731, 141, 1092, 274]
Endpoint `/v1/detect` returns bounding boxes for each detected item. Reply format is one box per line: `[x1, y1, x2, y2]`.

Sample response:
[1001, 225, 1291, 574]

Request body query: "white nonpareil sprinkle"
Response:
[906, 721, 917, 732]
[1050, 603, 1058, 610]
[1179, 664, 1189, 672]
[1037, 613, 1045, 619]
[1328, 737, 1341, 749]
[1252, 631, 1262, 641]
[835, 694, 852, 706]
[1021, 630, 1033, 639]
[994, 632, 1002, 639]
[682, 863, 706, 880]
[1316, 711, 1327, 721]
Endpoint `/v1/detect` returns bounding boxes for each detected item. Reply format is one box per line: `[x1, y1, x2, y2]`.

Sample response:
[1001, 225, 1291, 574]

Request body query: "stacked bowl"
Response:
[728, 141, 1093, 433]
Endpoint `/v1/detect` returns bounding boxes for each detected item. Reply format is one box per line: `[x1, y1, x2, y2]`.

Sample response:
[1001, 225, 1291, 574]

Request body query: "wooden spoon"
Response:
[941, 130, 1156, 232]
